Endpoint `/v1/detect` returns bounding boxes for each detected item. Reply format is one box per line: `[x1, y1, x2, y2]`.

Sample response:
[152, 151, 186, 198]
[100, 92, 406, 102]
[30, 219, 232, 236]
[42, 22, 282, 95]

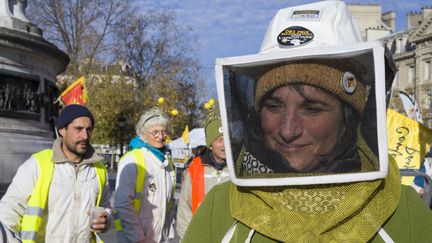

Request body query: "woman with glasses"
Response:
[114, 107, 176, 243]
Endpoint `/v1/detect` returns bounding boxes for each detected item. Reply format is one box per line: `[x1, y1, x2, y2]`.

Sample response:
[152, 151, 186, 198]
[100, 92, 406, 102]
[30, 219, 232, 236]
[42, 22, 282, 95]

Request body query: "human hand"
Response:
[89, 207, 108, 233]
[419, 188, 425, 198]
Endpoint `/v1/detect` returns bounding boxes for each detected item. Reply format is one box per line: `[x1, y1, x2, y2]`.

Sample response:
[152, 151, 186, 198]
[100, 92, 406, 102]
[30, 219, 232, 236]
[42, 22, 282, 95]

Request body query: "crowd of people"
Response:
[0, 101, 228, 243]
[1, 0, 432, 242]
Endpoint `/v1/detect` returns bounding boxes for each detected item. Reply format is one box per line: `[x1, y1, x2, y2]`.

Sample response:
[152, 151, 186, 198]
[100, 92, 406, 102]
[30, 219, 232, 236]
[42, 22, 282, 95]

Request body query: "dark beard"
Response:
[66, 140, 89, 157]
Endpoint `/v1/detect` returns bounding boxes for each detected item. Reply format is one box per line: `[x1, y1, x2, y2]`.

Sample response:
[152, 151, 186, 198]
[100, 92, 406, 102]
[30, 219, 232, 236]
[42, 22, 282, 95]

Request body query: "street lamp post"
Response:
[118, 113, 126, 160]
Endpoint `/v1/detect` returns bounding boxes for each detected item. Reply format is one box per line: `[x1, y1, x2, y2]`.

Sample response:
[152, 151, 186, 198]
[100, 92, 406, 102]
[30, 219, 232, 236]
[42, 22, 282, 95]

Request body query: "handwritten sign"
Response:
[387, 109, 432, 185]
[388, 126, 419, 169]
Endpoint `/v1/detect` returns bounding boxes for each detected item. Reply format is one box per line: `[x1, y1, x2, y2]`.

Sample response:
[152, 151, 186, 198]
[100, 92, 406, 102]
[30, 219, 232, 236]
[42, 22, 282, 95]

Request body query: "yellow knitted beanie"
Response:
[255, 63, 367, 114]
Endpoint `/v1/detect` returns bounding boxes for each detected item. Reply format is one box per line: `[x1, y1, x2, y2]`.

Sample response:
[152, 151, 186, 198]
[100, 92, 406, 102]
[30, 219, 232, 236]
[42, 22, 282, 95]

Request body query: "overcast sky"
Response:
[144, 0, 431, 99]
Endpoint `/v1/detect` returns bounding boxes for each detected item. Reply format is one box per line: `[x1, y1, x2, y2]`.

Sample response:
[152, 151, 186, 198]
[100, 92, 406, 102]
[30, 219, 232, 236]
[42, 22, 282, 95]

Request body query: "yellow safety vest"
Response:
[20, 149, 107, 243]
[114, 149, 175, 231]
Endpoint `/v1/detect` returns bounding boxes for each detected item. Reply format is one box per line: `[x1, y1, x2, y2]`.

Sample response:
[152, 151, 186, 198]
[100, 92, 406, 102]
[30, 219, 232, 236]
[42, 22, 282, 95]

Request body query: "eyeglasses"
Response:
[147, 130, 169, 138]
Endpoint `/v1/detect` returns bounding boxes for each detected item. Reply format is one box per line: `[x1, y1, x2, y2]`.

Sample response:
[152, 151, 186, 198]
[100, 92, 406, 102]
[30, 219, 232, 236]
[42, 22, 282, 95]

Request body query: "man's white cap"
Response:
[260, 0, 362, 53]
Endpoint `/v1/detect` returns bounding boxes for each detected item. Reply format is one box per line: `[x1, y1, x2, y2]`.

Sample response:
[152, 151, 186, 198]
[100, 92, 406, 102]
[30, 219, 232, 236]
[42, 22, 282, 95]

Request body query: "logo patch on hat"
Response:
[277, 26, 314, 47]
[341, 72, 357, 94]
[218, 126, 223, 133]
[289, 10, 321, 21]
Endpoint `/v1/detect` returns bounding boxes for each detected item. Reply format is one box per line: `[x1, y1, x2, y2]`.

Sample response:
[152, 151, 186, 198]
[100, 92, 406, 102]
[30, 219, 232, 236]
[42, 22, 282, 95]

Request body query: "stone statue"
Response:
[28, 90, 35, 111]
[3, 84, 12, 110]
[0, 86, 4, 108]
[11, 0, 29, 22]
[0, 0, 29, 22]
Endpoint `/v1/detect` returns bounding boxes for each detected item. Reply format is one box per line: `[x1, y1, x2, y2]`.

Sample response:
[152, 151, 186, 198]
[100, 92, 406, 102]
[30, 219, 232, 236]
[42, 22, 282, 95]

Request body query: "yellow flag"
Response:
[387, 109, 432, 185]
[182, 125, 190, 145]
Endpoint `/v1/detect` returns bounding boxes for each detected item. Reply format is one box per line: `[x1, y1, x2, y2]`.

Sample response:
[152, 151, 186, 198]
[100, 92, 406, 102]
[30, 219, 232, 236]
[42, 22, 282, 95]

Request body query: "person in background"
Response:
[183, 1, 432, 242]
[413, 146, 432, 199]
[0, 104, 111, 243]
[176, 112, 230, 239]
[114, 107, 176, 243]
[184, 145, 207, 169]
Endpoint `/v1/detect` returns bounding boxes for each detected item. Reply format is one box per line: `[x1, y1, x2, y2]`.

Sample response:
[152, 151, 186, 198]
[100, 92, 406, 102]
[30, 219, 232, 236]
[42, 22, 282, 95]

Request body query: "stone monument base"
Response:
[0, 121, 54, 198]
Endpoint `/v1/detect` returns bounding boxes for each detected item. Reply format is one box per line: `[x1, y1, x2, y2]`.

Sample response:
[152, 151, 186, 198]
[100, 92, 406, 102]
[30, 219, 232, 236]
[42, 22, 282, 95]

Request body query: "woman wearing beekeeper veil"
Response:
[243, 62, 366, 174]
[182, 1, 432, 242]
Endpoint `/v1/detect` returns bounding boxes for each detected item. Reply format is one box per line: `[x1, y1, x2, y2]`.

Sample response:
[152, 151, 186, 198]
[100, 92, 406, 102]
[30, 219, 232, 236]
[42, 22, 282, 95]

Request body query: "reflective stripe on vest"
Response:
[131, 149, 146, 212]
[92, 161, 108, 243]
[94, 161, 108, 207]
[188, 157, 205, 215]
[92, 161, 107, 243]
[21, 149, 106, 243]
[114, 149, 146, 231]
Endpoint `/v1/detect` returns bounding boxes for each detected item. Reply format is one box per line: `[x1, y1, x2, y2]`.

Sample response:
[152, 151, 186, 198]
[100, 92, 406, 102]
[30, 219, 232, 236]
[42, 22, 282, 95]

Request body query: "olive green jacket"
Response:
[183, 181, 432, 243]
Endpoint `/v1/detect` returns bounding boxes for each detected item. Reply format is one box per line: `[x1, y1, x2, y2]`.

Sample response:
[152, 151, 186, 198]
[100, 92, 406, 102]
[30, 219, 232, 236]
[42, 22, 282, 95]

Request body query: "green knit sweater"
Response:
[183, 181, 432, 243]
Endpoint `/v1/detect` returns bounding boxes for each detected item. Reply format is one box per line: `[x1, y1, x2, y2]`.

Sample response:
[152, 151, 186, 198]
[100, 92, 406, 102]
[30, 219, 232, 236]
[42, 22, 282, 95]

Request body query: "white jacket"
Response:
[114, 147, 176, 243]
[0, 138, 112, 243]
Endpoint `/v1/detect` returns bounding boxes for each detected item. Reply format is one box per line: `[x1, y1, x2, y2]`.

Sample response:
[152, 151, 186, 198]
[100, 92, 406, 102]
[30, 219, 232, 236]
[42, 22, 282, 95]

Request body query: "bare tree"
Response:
[28, 0, 130, 77]
[113, 9, 199, 87]
[28, 0, 205, 140]
[113, 9, 205, 135]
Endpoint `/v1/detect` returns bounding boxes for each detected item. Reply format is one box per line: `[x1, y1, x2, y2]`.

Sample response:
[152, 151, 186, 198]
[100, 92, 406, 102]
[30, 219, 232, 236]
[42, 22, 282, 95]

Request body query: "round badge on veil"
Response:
[341, 71, 357, 94]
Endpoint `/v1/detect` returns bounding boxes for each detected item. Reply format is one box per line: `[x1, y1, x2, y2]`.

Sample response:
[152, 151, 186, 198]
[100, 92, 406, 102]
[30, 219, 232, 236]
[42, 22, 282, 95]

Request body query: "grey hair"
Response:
[135, 107, 170, 141]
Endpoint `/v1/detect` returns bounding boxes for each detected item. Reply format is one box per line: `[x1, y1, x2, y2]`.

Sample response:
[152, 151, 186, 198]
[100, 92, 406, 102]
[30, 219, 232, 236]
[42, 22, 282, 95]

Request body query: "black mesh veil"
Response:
[216, 42, 390, 186]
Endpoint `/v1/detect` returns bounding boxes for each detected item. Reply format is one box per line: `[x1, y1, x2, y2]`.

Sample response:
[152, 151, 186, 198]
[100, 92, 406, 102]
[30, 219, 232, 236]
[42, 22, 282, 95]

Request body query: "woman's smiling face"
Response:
[260, 84, 343, 171]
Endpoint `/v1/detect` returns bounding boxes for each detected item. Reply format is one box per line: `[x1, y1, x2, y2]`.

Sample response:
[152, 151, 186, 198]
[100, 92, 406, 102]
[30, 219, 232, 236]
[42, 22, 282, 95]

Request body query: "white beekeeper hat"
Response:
[214, 0, 393, 187]
[260, 0, 362, 53]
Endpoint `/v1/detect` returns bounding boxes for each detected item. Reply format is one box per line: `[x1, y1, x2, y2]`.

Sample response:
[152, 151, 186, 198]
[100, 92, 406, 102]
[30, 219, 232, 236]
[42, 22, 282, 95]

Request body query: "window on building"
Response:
[408, 65, 415, 84]
[394, 72, 399, 87]
[396, 38, 402, 53]
[425, 60, 432, 81]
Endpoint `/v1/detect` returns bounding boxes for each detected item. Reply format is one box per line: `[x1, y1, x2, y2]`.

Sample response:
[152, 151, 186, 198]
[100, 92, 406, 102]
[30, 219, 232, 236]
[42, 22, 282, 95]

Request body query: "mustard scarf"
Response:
[230, 144, 401, 242]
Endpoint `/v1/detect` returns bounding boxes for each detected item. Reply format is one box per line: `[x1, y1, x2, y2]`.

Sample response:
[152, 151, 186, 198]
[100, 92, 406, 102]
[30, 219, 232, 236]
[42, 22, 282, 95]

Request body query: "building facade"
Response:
[384, 7, 432, 128]
[350, 4, 432, 128]
[348, 4, 394, 41]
